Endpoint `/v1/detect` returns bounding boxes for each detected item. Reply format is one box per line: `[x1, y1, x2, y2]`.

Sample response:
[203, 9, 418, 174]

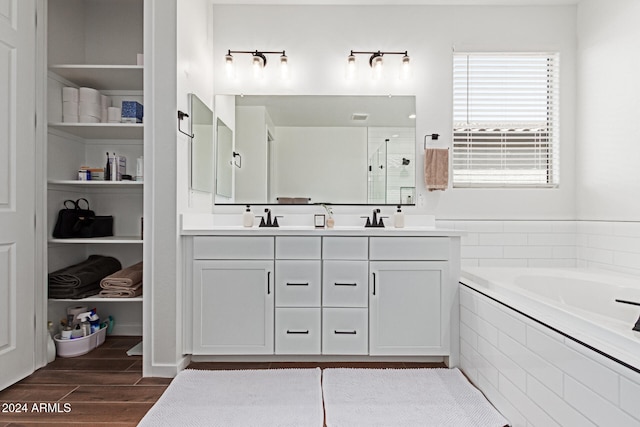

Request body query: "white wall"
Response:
[212, 5, 576, 220]
[273, 127, 368, 204]
[575, 0, 640, 221]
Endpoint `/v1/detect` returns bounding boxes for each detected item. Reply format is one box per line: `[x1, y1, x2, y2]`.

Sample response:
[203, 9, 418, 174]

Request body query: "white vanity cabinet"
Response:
[369, 237, 449, 356]
[183, 227, 461, 363]
[192, 237, 274, 354]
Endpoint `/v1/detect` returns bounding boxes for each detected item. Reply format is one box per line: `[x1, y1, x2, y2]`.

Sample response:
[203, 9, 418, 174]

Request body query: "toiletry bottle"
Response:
[105, 152, 111, 181]
[243, 205, 254, 227]
[47, 321, 56, 362]
[394, 205, 405, 228]
[77, 312, 91, 336]
[89, 310, 100, 334]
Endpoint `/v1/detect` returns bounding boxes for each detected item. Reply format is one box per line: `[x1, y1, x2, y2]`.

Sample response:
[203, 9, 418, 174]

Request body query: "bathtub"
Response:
[458, 268, 640, 426]
[460, 267, 640, 373]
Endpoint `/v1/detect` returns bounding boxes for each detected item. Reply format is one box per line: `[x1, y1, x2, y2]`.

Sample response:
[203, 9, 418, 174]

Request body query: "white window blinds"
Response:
[452, 53, 559, 187]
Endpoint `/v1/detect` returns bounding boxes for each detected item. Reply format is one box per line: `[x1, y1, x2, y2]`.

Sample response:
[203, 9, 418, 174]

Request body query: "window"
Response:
[452, 53, 559, 187]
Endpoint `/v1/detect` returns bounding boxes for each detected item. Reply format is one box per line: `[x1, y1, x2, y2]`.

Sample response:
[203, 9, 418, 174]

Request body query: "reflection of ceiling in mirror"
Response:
[235, 95, 416, 128]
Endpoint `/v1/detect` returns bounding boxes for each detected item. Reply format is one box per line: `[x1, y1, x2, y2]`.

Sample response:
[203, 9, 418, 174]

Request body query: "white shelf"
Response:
[49, 122, 143, 139]
[49, 296, 143, 303]
[48, 180, 143, 187]
[49, 64, 143, 91]
[49, 236, 143, 244]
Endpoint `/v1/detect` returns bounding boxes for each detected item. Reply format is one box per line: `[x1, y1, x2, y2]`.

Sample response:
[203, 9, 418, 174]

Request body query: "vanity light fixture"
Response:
[347, 50, 410, 80]
[225, 49, 289, 80]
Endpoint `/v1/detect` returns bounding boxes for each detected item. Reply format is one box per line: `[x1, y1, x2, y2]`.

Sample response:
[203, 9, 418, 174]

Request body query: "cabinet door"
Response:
[193, 260, 274, 354]
[369, 261, 446, 355]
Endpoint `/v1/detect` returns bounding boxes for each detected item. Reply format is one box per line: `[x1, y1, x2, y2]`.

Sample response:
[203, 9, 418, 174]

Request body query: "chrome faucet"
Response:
[615, 299, 640, 332]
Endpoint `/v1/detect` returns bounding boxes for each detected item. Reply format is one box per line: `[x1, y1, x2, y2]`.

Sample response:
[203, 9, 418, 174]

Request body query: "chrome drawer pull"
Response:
[286, 282, 309, 286]
[286, 330, 310, 334]
[334, 330, 357, 335]
[334, 282, 357, 287]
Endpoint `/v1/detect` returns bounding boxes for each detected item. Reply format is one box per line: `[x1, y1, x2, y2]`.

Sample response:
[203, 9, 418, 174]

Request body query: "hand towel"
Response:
[424, 148, 449, 191]
[100, 261, 143, 288]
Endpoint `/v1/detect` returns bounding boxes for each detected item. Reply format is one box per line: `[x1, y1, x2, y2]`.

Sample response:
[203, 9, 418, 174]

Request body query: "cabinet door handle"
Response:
[267, 271, 271, 294]
[372, 272, 376, 295]
[334, 330, 357, 335]
[287, 330, 310, 334]
[286, 282, 309, 286]
[334, 282, 357, 287]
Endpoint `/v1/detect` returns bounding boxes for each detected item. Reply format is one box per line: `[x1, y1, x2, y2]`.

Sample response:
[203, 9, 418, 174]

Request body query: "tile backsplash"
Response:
[438, 220, 640, 277]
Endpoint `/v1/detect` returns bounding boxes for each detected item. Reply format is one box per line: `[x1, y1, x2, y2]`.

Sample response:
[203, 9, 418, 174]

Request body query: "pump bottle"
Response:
[243, 205, 254, 227]
[394, 205, 405, 228]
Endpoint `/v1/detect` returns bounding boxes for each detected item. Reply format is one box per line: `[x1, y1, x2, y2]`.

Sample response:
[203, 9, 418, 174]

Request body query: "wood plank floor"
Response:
[0, 336, 445, 426]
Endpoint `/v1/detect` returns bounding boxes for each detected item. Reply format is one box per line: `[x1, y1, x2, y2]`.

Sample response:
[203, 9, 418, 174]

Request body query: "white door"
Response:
[369, 261, 446, 356]
[192, 260, 274, 354]
[0, 0, 37, 389]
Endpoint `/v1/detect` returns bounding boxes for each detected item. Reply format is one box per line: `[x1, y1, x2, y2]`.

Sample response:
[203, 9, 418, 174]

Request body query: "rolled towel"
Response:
[48, 255, 122, 289]
[100, 261, 143, 288]
[99, 282, 142, 298]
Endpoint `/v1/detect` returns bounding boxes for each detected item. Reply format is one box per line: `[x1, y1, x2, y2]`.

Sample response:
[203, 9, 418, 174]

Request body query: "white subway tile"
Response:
[460, 354, 478, 384]
[454, 221, 504, 233]
[528, 233, 576, 246]
[503, 221, 553, 233]
[526, 375, 597, 427]
[499, 331, 563, 396]
[527, 327, 619, 404]
[504, 246, 552, 259]
[589, 234, 640, 253]
[577, 221, 614, 236]
[478, 336, 527, 391]
[528, 258, 576, 268]
[459, 288, 478, 314]
[620, 376, 640, 420]
[475, 352, 500, 389]
[461, 303, 499, 346]
[552, 246, 577, 259]
[575, 233, 588, 247]
[476, 372, 527, 427]
[477, 299, 526, 344]
[614, 251, 640, 269]
[461, 258, 479, 268]
[551, 221, 577, 233]
[479, 233, 528, 246]
[499, 373, 561, 427]
[462, 245, 504, 259]
[460, 319, 478, 350]
[613, 221, 640, 238]
[479, 258, 528, 268]
[435, 220, 456, 229]
[461, 232, 479, 246]
[564, 376, 639, 427]
[579, 246, 615, 264]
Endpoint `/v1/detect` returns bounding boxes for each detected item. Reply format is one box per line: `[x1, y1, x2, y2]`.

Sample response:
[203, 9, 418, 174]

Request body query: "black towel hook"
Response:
[178, 110, 194, 138]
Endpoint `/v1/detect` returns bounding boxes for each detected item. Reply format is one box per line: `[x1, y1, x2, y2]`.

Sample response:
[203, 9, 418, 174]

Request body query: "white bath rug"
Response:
[138, 368, 324, 427]
[322, 368, 509, 427]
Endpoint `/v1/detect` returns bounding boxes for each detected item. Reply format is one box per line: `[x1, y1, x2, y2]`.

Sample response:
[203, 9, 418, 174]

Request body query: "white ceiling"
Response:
[210, 1, 580, 5]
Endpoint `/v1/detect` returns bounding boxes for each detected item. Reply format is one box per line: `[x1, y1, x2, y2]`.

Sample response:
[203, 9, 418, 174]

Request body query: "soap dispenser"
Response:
[243, 205, 254, 227]
[394, 205, 405, 228]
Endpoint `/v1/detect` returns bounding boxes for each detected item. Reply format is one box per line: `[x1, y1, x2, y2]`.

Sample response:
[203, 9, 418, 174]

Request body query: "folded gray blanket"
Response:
[48, 255, 122, 298]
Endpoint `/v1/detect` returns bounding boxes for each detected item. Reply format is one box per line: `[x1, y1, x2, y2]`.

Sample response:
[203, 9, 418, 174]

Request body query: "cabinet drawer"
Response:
[369, 237, 449, 261]
[194, 236, 274, 259]
[323, 237, 368, 260]
[275, 260, 321, 307]
[275, 308, 321, 354]
[322, 261, 368, 308]
[322, 308, 368, 355]
[276, 237, 321, 259]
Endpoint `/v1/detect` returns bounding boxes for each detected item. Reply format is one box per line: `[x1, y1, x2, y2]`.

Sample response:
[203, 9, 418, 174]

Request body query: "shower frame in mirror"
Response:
[215, 118, 234, 199]
[216, 94, 417, 206]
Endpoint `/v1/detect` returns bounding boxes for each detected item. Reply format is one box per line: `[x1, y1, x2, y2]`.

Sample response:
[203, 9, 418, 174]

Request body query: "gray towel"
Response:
[48, 255, 122, 299]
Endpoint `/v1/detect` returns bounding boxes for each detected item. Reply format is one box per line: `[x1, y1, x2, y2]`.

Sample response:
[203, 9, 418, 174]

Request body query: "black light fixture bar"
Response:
[349, 50, 409, 66]
[227, 49, 286, 66]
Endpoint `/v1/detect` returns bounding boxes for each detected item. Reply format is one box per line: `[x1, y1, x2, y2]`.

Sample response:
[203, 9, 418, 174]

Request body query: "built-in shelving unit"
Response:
[46, 0, 144, 340]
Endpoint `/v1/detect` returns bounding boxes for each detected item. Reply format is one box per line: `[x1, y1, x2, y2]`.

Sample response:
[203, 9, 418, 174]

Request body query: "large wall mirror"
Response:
[219, 95, 416, 205]
[189, 93, 214, 193]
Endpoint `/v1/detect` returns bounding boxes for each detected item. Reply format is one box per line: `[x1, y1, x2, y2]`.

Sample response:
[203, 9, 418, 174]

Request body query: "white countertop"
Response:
[181, 213, 465, 237]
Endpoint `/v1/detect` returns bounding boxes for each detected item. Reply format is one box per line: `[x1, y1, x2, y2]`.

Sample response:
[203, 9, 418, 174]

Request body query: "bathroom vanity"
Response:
[182, 216, 462, 366]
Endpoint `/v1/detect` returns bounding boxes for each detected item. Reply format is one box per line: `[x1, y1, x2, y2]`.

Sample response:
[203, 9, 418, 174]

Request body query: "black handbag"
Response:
[52, 198, 112, 238]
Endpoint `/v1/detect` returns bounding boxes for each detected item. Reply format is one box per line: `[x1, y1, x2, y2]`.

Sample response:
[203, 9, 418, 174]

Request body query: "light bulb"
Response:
[252, 55, 264, 79]
[400, 54, 411, 80]
[346, 54, 356, 80]
[280, 53, 289, 80]
[225, 53, 235, 79]
[372, 55, 383, 80]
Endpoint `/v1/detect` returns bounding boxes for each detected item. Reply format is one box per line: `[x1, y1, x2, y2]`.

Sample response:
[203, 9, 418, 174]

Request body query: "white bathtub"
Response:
[460, 267, 640, 372]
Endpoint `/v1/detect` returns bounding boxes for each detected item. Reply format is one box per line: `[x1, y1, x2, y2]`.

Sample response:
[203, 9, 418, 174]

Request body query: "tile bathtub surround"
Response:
[459, 285, 640, 427]
[436, 219, 640, 276]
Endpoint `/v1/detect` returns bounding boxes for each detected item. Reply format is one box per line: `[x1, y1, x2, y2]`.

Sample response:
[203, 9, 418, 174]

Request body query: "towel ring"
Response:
[423, 133, 440, 150]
